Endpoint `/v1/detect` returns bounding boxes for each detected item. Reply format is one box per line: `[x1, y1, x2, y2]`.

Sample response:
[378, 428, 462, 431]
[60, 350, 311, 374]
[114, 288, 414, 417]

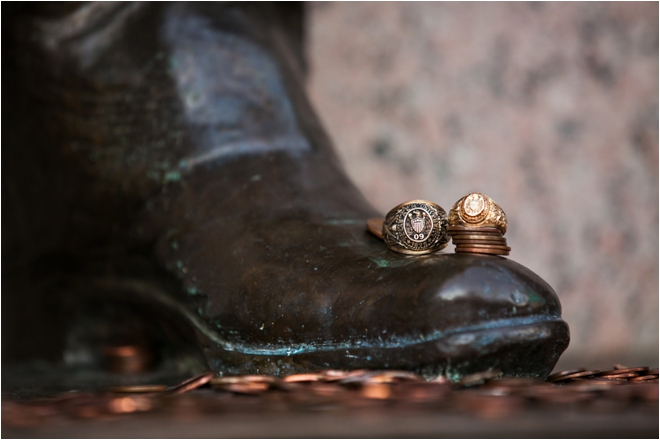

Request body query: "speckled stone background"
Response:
[306, 2, 658, 369]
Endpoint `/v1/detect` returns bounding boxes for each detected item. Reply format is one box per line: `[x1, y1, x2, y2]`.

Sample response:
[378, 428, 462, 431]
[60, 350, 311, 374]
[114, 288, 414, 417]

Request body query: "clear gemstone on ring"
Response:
[463, 193, 485, 217]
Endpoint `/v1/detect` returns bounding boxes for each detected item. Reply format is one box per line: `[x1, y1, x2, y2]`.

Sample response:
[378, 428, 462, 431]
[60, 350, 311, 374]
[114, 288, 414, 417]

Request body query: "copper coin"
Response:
[647, 368, 659, 375]
[364, 375, 397, 384]
[210, 376, 244, 385]
[168, 372, 214, 395]
[455, 248, 509, 255]
[455, 248, 511, 253]
[603, 366, 649, 375]
[283, 373, 325, 383]
[548, 368, 586, 381]
[365, 370, 422, 383]
[221, 382, 270, 394]
[447, 226, 502, 233]
[111, 385, 168, 393]
[574, 379, 626, 386]
[366, 218, 384, 239]
[549, 370, 601, 381]
[103, 344, 153, 374]
[629, 375, 658, 382]
[452, 235, 507, 241]
[455, 246, 511, 253]
[455, 243, 511, 250]
[360, 383, 392, 400]
[600, 372, 638, 379]
[212, 375, 278, 385]
[452, 239, 508, 245]
[319, 370, 351, 380]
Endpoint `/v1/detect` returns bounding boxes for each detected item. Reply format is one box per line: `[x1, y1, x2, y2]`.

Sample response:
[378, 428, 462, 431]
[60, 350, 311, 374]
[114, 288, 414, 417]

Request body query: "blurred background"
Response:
[306, 2, 658, 370]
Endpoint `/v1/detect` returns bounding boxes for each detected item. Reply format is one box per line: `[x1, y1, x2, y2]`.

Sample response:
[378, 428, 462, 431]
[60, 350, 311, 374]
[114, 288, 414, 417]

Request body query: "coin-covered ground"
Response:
[3, 365, 658, 438]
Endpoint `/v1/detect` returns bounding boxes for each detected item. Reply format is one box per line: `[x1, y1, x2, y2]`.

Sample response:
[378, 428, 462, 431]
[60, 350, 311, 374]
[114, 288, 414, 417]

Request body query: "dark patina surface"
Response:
[3, 2, 568, 380]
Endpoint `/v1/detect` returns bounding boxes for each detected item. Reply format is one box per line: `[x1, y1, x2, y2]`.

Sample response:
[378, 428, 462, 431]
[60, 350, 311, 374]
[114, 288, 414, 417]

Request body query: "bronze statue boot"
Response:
[3, 3, 569, 379]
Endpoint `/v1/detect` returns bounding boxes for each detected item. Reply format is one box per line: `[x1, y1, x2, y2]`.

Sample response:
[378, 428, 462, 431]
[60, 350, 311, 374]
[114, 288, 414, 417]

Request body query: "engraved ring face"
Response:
[382, 200, 449, 255]
[404, 209, 432, 242]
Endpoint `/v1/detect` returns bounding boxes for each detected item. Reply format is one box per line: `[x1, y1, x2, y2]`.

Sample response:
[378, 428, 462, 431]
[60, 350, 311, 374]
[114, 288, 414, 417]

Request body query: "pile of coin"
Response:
[448, 225, 510, 256]
[3, 365, 658, 430]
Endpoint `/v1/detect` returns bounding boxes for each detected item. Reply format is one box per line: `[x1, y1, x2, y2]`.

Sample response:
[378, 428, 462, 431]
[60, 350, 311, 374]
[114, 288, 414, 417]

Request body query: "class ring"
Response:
[367, 200, 449, 255]
[448, 192, 508, 234]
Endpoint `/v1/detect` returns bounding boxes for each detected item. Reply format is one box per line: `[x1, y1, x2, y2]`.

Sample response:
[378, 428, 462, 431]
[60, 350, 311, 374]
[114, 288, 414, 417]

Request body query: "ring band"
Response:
[369, 200, 449, 255]
[448, 192, 508, 234]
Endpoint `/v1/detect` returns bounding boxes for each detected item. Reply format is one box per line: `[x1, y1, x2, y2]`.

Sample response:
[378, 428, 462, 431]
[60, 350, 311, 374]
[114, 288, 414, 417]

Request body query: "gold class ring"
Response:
[367, 200, 449, 255]
[448, 192, 508, 234]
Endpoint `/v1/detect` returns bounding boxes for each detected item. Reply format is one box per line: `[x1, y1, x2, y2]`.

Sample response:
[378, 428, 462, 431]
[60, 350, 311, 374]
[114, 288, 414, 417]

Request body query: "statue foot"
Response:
[4, 2, 569, 379]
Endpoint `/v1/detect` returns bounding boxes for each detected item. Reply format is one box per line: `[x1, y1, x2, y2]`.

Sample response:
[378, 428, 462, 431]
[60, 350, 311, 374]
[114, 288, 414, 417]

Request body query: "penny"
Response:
[629, 375, 658, 382]
[447, 225, 502, 233]
[283, 373, 325, 383]
[549, 370, 601, 381]
[455, 247, 511, 253]
[221, 382, 270, 394]
[168, 372, 215, 395]
[211, 375, 278, 385]
[210, 376, 244, 385]
[365, 375, 401, 384]
[103, 344, 153, 374]
[108, 396, 153, 414]
[319, 370, 351, 380]
[375, 370, 422, 380]
[364, 370, 422, 384]
[455, 248, 509, 255]
[602, 367, 648, 375]
[308, 383, 345, 397]
[366, 218, 384, 239]
[111, 385, 168, 393]
[575, 379, 626, 385]
[360, 383, 392, 399]
[548, 368, 586, 381]
[600, 372, 638, 379]
[647, 368, 659, 375]
[455, 243, 511, 250]
[452, 239, 508, 246]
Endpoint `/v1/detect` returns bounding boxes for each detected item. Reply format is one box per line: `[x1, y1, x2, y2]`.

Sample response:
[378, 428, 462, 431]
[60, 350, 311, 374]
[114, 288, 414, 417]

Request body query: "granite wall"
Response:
[306, 2, 658, 369]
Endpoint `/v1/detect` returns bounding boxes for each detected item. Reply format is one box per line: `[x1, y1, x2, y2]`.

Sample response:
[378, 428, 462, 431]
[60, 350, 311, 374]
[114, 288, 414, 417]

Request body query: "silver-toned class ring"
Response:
[367, 200, 449, 255]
